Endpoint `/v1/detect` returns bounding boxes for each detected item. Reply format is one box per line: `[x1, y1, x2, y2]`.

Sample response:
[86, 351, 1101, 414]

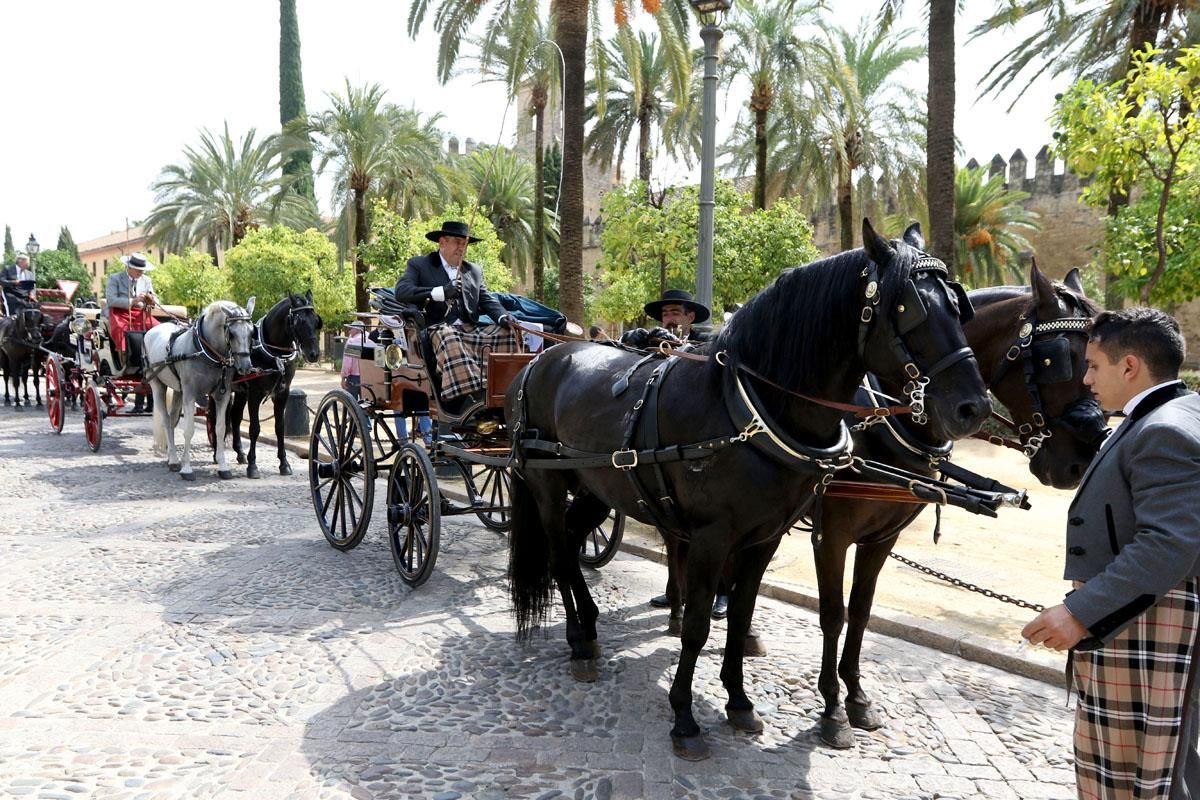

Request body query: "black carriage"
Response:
[308, 304, 624, 587]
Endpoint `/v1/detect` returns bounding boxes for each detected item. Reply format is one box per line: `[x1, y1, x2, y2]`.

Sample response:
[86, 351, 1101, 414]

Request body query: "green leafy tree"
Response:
[32, 249, 93, 298]
[1053, 45, 1200, 304]
[56, 226, 80, 261]
[225, 226, 354, 325]
[279, 0, 315, 200]
[3, 226, 14, 265]
[152, 249, 233, 316]
[358, 199, 514, 295]
[594, 179, 818, 322]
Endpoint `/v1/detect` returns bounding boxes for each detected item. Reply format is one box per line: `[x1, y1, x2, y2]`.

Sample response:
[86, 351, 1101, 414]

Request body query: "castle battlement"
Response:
[966, 145, 1090, 197]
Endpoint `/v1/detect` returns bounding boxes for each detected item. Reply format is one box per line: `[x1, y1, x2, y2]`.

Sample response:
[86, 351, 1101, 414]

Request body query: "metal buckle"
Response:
[904, 362, 920, 379]
[611, 449, 639, 470]
[1006, 344, 1022, 361]
[860, 307, 874, 324]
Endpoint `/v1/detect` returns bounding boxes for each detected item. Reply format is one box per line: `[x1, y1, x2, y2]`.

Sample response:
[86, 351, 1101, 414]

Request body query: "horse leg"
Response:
[231, 391, 247, 466]
[839, 535, 900, 733]
[178, 385, 197, 480]
[814, 530, 855, 748]
[666, 536, 688, 636]
[247, 392, 266, 479]
[719, 533, 781, 737]
[213, 391, 234, 479]
[564, 493, 611, 654]
[33, 357, 42, 406]
[272, 388, 291, 475]
[668, 524, 730, 761]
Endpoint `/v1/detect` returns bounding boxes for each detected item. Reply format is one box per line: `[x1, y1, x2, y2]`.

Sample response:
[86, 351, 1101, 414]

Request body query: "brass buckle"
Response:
[611, 449, 639, 470]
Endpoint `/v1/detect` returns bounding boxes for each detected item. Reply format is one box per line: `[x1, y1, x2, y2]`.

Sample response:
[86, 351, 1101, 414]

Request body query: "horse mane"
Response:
[714, 245, 915, 392]
[970, 281, 1100, 318]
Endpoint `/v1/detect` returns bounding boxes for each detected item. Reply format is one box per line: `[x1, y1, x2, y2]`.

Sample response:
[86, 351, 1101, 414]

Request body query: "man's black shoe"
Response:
[711, 595, 729, 620]
[649, 593, 671, 608]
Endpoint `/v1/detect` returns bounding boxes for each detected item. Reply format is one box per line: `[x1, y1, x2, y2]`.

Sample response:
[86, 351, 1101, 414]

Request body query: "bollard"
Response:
[331, 335, 347, 372]
[283, 388, 310, 437]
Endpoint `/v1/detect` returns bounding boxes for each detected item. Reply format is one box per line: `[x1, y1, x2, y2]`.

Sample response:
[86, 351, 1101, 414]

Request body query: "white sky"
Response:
[0, 1, 1062, 253]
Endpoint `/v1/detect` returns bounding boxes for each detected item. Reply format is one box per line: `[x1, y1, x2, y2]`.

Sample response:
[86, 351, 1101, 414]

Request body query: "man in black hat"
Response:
[394, 221, 516, 416]
[620, 288, 711, 348]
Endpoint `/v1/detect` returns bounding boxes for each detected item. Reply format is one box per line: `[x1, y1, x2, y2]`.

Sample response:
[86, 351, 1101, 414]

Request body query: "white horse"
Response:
[144, 299, 255, 480]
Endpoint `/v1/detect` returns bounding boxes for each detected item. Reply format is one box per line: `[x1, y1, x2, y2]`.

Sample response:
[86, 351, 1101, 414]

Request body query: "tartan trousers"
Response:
[1073, 579, 1200, 799]
[429, 322, 520, 401]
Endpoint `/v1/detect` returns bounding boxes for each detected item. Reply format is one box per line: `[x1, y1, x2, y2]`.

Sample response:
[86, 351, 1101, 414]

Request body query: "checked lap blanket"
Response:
[430, 322, 520, 401]
[1073, 578, 1200, 799]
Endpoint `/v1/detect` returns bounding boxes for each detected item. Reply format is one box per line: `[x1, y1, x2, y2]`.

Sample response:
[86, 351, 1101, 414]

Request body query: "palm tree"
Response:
[722, 0, 814, 210]
[584, 28, 700, 185]
[464, 11, 560, 300]
[295, 81, 449, 312]
[461, 145, 558, 281]
[952, 166, 1040, 288]
[406, 0, 692, 323]
[145, 123, 315, 260]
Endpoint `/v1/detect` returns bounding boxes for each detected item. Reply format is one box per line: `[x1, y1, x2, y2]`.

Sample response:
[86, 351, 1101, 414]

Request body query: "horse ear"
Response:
[1063, 267, 1086, 295]
[245, 296, 256, 317]
[306, 289, 313, 304]
[1029, 259, 1057, 312]
[861, 218, 895, 268]
[902, 222, 925, 250]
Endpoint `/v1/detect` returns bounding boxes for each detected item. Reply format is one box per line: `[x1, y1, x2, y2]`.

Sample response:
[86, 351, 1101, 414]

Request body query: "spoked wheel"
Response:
[387, 442, 441, 587]
[467, 463, 512, 532]
[309, 389, 375, 550]
[45, 355, 65, 434]
[83, 384, 103, 452]
[578, 505, 626, 569]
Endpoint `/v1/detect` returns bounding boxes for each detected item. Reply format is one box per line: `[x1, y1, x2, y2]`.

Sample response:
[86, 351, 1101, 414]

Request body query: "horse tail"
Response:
[508, 470, 554, 642]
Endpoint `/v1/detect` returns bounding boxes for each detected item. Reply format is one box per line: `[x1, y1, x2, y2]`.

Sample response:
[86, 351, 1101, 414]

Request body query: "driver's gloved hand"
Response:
[620, 328, 650, 348]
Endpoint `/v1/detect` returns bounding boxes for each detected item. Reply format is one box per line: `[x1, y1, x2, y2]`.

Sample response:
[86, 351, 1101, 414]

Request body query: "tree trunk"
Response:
[638, 107, 652, 183]
[533, 98, 546, 302]
[554, 0, 587, 325]
[754, 105, 768, 211]
[353, 187, 369, 313]
[926, 0, 956, 275]
[279, 0, 314, 200]
[837, 165, 854, 252]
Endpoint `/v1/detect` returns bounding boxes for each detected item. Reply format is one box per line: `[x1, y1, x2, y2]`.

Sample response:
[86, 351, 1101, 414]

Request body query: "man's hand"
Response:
[1022, 604, 1089, 651]
[620, 327, 682, 349]
[645, 326, 682, 347]
[442, 282, 459, 301]
[496, 314, 513, 330]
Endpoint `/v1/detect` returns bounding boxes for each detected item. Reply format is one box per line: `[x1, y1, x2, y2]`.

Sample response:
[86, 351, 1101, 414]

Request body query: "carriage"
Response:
[43, 301, 200, 451]
[308, 293, 625, 587]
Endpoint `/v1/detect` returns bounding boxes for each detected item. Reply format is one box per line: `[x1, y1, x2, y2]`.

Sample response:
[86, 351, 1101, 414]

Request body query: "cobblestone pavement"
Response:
[0, 409, 1076, 799]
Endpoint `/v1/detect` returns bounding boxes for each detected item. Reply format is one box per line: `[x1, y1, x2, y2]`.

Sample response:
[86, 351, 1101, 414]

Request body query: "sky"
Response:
[0, 1, 1064, 255]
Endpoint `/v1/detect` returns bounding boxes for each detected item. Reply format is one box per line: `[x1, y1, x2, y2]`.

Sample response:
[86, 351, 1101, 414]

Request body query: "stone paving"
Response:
[0, 408, 1076, 799]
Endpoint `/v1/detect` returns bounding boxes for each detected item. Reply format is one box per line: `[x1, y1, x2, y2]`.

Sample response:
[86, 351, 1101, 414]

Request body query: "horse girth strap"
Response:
[620, 358, 688, 533]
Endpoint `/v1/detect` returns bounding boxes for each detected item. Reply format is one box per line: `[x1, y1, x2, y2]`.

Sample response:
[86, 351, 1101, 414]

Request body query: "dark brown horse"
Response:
[0, 307, 46, 409]
[813, 229, 1106, 747]
[506, 220, 992, 760]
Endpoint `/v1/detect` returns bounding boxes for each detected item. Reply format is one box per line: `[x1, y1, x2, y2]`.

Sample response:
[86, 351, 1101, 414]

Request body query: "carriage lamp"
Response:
[383, 343, 405, 371]
[70, 315, 91, 336]
[688, 0, 730, 14]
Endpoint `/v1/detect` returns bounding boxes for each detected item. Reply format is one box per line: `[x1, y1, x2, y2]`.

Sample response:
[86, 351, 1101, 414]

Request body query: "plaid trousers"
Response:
[429, 322, 520, 401]
[1073, 578, 1200, 799]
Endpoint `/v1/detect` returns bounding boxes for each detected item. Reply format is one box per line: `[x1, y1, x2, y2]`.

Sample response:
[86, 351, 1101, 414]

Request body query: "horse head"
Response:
[289, 289, 322, 363]
[203, 300, 255, 375]
[860, 219, 991, 441]
[19, 308, 44, 347]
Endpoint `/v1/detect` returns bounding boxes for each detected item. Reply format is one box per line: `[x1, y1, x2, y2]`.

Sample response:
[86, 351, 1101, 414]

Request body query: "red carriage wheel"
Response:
[83, 384, 103, 452]
[45, 355, 65, 434]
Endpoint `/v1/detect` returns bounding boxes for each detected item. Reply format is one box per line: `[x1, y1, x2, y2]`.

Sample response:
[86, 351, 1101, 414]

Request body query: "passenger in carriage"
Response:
[103, 252, 159, 411]
[392, 220, 517, 418]
[0, 255, 35, 316]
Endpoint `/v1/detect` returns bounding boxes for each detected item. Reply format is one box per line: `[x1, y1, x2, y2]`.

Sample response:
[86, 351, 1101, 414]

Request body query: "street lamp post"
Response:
[25, 234, 40, 278]
[689, 0, 731, 321]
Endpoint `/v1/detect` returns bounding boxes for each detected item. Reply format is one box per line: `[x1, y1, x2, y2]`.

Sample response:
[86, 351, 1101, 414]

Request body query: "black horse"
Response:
[225, 291, 322, 478]
[811, 227, 1108, 748]
[0, 307, 46, 409]
[506, 220, 992, 760]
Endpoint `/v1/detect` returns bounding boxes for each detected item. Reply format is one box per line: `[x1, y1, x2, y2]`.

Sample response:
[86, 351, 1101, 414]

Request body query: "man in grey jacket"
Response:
[1023, 307, 1200, 799]
[104, 253, 159, 411]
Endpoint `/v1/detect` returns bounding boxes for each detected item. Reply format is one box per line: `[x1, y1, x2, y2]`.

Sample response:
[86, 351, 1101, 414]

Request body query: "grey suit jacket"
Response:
[104, 270, 154, 311]
[1063, 383, 1200, 644]
[393, 252, 506, 328]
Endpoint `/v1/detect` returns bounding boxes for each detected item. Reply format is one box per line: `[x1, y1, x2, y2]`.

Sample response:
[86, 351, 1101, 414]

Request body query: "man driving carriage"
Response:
[0, 255, 35, 317]
[103, 252, 159, 412]
[393, 220, 517, 418]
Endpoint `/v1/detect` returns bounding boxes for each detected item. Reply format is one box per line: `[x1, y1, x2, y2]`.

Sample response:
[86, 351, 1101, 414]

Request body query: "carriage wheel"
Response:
[468, 464, 512, 532]
[309, 389, 375, 551]
[387, 442, 441, 587]
[45, 355, 65, 434]
[578, 506, 626, 569]
[83, 384, 103, 452]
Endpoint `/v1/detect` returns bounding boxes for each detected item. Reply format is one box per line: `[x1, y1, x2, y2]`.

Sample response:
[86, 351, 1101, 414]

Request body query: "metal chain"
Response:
[888, 551, 1046, 612]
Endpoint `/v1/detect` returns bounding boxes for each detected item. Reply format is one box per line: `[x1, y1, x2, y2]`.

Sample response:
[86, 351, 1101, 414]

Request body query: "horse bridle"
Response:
[985, 311, 1093, 458]
[255, 302, 316, 363]
[856, 254, 976, 426]
[3, 309, 45, 349]
[195, 310, 254, 367]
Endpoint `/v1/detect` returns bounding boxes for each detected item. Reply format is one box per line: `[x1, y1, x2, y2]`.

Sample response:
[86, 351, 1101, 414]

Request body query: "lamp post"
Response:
[25, 234, 39, 278]
[689, 0, 730, 320]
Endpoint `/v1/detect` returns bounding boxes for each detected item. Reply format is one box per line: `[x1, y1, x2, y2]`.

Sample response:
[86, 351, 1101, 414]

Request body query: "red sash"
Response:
[108, 307, 158, 351]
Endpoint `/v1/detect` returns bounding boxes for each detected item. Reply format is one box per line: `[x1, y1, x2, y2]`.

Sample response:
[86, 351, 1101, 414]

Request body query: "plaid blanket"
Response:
[429, 323, 520, 401]
[1073, 578, 1200, 799]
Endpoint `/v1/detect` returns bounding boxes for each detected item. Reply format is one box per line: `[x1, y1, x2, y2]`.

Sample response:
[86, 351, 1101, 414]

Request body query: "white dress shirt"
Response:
[429, 256, 460, 303]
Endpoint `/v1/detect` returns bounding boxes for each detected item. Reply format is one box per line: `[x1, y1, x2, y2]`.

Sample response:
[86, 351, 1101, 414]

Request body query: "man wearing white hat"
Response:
[104, 253, 159, 410]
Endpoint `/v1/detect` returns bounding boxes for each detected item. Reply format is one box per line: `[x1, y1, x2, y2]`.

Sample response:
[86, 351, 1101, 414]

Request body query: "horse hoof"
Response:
[13, 405, 22, 412]
[218, 470, 234, 480]
[819, 714, 856, 749]
[667, 617, 683, 637]
[570, 658, 599, 683]
[168, 463, 181, 473]
[727, 706, 764, 733]
[671, 734, 710, 761]
[846, 700, 883, 731]
[279, 463, 292, 476]
[180, 472, 196, 482]
[246, 465, 261, 480]
[744, 634, 768, 658]
[587, 640, 602, 659]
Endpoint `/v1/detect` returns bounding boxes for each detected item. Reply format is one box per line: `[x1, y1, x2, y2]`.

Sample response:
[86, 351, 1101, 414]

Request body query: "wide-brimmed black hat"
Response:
[644, 288, 710, 324]
[425, 220, 481, 244]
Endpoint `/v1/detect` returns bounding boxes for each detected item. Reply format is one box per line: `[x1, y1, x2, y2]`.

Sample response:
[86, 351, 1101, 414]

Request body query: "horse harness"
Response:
[145, 310, 254, 393]
[252, 303, 314, 375]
